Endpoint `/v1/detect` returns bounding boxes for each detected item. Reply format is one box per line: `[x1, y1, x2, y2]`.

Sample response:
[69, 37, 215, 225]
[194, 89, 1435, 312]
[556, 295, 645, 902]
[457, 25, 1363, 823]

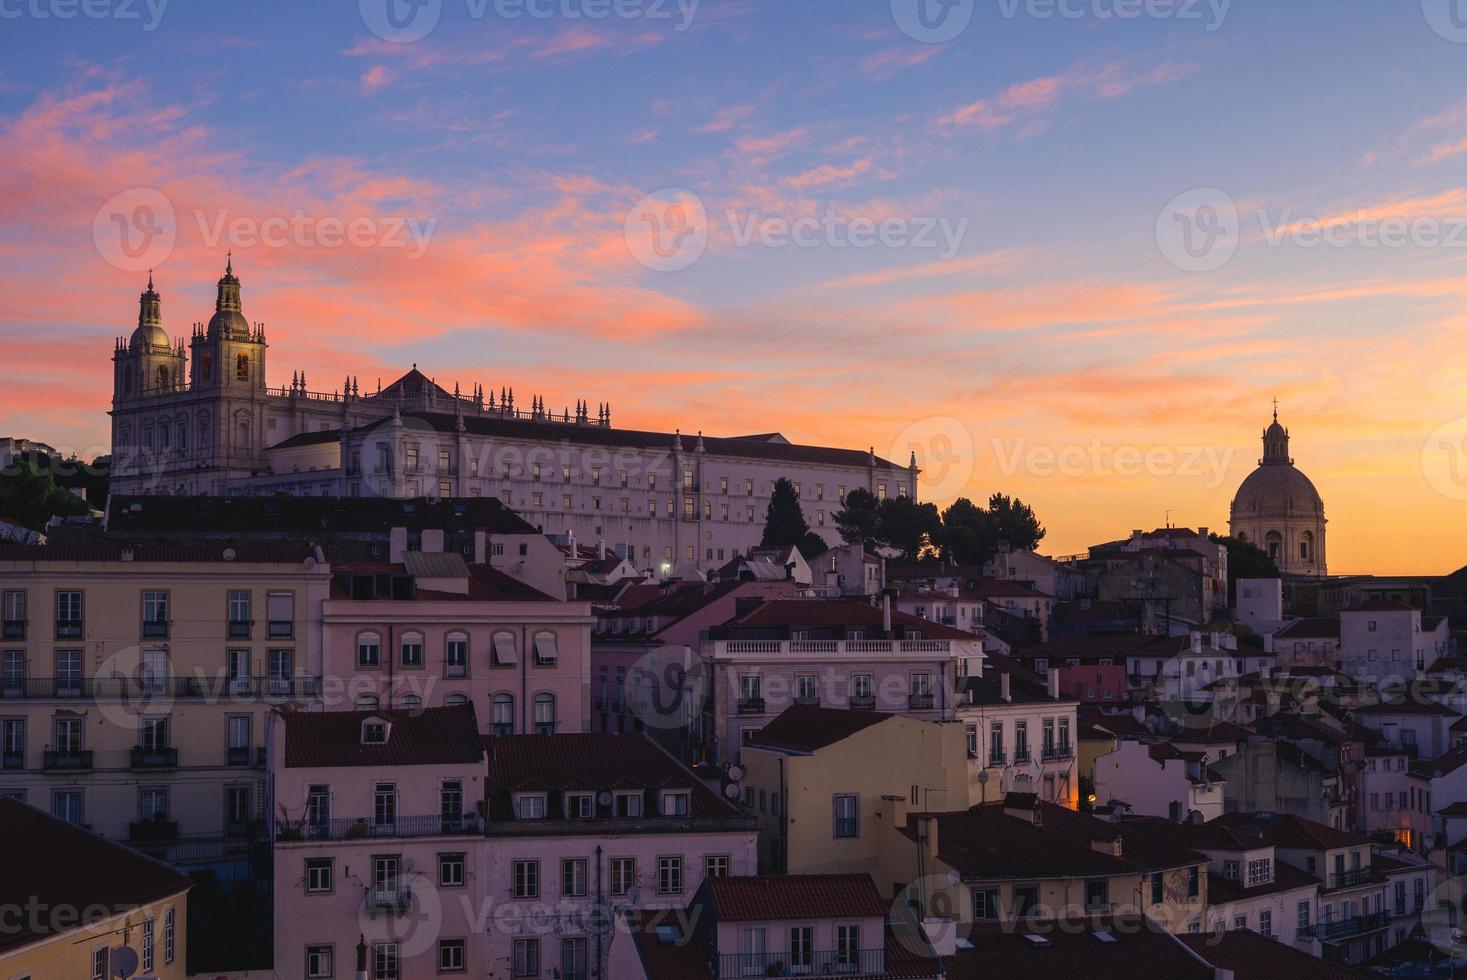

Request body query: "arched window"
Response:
[1265, 531, 1283, 561]
[157, 365, 170, 389]
[400, 631, 424, 667]
[198, 413, 210, 449]
[356, 694, 380, 710]
[398, 694, 422, 710]
[236, 353, 249, 380]
[491, 693, 514, 735]
[1237, 532, 1248, 543]
[200, 351, 213, 381]
[445, 632, 468, 678]
[357, 631, 382, 668]
[445, 693, 469, 706]
[533, 693, 556, 735]
[1299, 531, 1314, 562]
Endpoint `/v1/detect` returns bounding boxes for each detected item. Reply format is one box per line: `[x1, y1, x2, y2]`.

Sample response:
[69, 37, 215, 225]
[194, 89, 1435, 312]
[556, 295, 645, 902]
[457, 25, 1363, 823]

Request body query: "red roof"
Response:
[944, 914, 1212, 980]
[1178, 930, 1368, 979]
[1212, 812, 1370, 851]
[747, 706, 895, 752]
[704, 874, 887, 921]
[283, 705, 484, 768]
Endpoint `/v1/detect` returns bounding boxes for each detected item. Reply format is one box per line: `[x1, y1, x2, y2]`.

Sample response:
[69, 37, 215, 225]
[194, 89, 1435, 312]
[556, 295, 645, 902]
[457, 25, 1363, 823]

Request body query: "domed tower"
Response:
[1229, 405, 1327, 576]
[190, 253, 267, 392]
[112, 270, 185, 403]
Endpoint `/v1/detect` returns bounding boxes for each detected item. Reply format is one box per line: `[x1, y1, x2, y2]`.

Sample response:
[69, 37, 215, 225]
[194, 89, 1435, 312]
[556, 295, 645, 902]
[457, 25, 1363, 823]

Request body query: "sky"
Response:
[2, 0, 1467, 575]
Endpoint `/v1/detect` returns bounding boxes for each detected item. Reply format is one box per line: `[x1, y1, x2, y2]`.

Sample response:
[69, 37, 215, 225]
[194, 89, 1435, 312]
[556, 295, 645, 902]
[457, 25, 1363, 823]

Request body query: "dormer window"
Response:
[361, 719, 390, 745]
[1222, 860, 1239, 880]
[1246, 857, 1272, 887]
[514, 793, 547, 819]
[614, 792, 643, 818]
[662, 791, 691, 817]
[566, 793, 594, 818]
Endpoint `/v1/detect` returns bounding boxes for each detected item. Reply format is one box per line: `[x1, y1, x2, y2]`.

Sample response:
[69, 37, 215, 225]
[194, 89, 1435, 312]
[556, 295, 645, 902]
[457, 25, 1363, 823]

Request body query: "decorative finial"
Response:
[226, 251, 233, 276]
[147, 268, 154, 290]
[1272, 397, 1279, 422]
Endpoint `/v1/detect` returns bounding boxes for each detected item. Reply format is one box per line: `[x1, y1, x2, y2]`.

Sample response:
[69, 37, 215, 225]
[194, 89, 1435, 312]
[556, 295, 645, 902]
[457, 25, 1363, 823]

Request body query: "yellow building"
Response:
[0, 796, 191, 978]
[0, 541, 329, 860]
[739, 706, 969, 890]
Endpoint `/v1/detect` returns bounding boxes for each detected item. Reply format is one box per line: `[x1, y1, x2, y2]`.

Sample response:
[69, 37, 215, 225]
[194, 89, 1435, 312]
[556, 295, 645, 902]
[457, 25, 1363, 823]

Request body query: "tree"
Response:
[1210, 534, 1280, 607]
[0, 457, 91, 531]
[761, 478, 812, 548]
[875, 496, 943, 563]
[939, 497, 992, 565]
[796, 531, 830, 563]
[832, 488, 881, 551]
[986, 493, 1045, 553]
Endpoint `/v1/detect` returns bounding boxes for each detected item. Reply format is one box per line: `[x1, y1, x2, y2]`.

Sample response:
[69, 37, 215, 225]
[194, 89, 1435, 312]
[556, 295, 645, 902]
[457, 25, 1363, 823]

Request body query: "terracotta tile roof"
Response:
[705, 874, 888, 921]
[1178, 930, 1369, 979]
[0, 798, 193, 956]
[106, 493, 538, 535]
[283, 705, 484, 768]
[482, 733, 744, 822]
[330, 562, 558, 602]
[1274, 617, 1341, 639]
[943, 914, 1213, 980]
[1212, 811, 1369, 850]
[0, 540, 317, 564]
[746, 705, 895, 752]
[1205, 861, 1321, 903]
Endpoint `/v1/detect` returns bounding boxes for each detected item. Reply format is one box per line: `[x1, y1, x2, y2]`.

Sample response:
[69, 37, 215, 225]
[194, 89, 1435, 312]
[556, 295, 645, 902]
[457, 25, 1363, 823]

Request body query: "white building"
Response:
[1340, 601, 1451, 685]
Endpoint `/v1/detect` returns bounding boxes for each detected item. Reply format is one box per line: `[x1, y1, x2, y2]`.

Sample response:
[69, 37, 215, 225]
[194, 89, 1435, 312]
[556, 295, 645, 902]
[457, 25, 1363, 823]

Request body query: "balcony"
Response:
[141, 620, 169, 639]
[909, 693, 935, 710]
[268, 620, 294, 640]
[366, 887, 414, 916]
[1042, 745, 1074, 762]
[714, 948, 886, 978]
[988, 752, 1007, 767]
[1014, 749, 1031, 764]
[0, 675, 323, 701]
[737, 698, 767, 716]
[794, 693, 821, 707]
[712, 639, 956, 659]
[849, 694, 876, 710]
[55, 619, 83, 639]
[274, 814, 481, 842]
[131, 746, 178, 770]
[43, 749, 92, 770]
[446, 663, 467, 679]
[227, 619, 252, 639]
[128, 819, 179, 842]
[2, 620, 24, 640]
[1303, 912, 1389, 942]
[1329, 868, 1374, 890]
[2, 750, 22, 770]
[227, 746, 266, 767]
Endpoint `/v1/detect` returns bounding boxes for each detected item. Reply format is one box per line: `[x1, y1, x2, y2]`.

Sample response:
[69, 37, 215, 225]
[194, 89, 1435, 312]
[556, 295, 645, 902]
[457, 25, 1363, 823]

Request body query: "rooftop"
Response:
[106, 493, 539, 535]
[282, 705, 484, 768]
[746, 705, 896, 753]
[704, 873, 888, 921]
[943, 914, 1213, 980]
[1178, 930, 1368, 979]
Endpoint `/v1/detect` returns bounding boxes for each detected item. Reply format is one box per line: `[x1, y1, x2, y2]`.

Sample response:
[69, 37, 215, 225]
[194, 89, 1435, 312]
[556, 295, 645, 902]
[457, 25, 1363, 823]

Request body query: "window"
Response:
[707, 854, 730, 878]
[374, 782, 397, 827]
[2, 591, 25, 637]
[357, 631, 381, 667]
[362, 721, 388, 744]
[533, 693, 556, 735]
[790, 926, 813, 971]
[446, 633, 468, 677]
[1085, 879, 1109, 910]
[516, 794, 547, 819]
[561, 937, 588, 980]
[562, 858, 588, 897]
[2, 719, 24, 769]
[973, 888, 1001, 920]
[1151, 874, 1163, 905]
[492, 631, 517, 667]
[658, 856, 683, 894]
[142, 590, 168, 637]
[400, 632, 424, 667]
[373, 942, 399, 980]
[306, 858, 333, 893]
[440, 853, 465, 888]
[92, 947, 107, 980]
[662, 790, 691, 817]
[266, 591, 294, 638]
[439, 939, 466, 973]
[492, 693, 514, 735]
[833, 794, 858, 838]
[610, 858, 636, 895]
[53, 790, 81, 831]
[56, 590, 83, 637]
[1297, 901, 1311, 930]
[142, 917, 155, 973]
[1188, 866, 1200, 897]
[533, 631, 559, 666]
[1222, 859, 1239, 880]
[513, 938, 539, 977]
[796, 674, 817, 704]
[836, 924, 861, 967]
[1247, 858, 1272, 886]
[514, 859, 540, 898]
[615, 792, 643, 818]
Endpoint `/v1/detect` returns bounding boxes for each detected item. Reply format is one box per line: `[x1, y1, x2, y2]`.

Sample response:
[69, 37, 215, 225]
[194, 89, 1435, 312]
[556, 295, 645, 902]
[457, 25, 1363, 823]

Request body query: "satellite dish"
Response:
[597, 790, 614, 806]
[724, 783, 740, 799]
[110, 946, 139, 979]
[976, 771, 989, 785]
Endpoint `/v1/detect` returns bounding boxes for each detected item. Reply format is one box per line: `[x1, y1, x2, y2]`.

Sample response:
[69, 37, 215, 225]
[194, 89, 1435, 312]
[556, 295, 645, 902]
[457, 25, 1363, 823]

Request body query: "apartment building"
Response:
[1340, 601, 1451, 685]
[0, 796, 192, 979]
[1094, 740, 1226, 823]
[740, 707, 969, 881]
[701, 599, 982, 764]
[955, 656, 1080, 809]
[0, 541, 328, 860]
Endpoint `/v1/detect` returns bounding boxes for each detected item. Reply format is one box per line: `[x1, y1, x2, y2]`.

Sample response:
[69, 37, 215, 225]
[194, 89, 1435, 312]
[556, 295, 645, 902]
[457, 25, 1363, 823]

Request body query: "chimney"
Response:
[1198, 526, 1208, 539]
[473, 530, 487, 565]
[1002, 793, 1038, 823]
[1000, 672, 1012, 703]
[1047, 668, 1059, 700]
[882, 594, 892, 633]
[597, 538, 606, 560]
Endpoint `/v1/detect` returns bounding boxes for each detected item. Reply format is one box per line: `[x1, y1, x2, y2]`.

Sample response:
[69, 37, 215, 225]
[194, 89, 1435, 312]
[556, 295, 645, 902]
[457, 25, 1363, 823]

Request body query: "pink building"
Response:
[321, 553, 594, 734]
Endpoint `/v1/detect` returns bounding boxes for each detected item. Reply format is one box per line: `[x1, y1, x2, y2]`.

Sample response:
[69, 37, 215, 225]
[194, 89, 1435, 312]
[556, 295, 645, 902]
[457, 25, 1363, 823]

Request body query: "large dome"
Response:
[130, 321, 169, 350]
[1228, 409, 1327, 576]
[207, 309, 249, 337]
[1231, 462, 1324, 519]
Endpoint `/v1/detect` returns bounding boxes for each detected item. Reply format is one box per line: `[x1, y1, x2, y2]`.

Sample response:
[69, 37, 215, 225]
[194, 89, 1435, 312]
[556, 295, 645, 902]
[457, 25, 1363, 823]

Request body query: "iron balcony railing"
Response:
[131, 746, 178, 769]
[43, 749, 92, 770]
[737, 698, 766, 716]
[714, 948, 886, 977]
[228, 619, 252, 638]
[1042, 745, 1075, 762]
[0, 676, 323, 700]
[1329, 868, 1374, 890]
[55, 619, 83, 638]
[1303, 912, 1389, 942]
[1, 751, 22, 770]
[366, 887, 414, 915]
[227, 746, 266, 767]
[275, 814, 482, 842]
[2, 620, 25, 639]
[909, 693, 935, 709]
